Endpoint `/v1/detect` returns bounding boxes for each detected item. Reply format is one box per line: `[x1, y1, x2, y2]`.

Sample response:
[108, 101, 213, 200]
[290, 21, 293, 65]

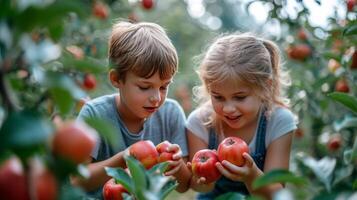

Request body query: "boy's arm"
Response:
[187, 130, 216, 192]
[70, 150, 127, 192]
[171, 157, 192, 193]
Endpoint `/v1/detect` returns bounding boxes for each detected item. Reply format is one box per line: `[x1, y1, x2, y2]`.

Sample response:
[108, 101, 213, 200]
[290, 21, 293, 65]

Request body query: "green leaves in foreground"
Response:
[327, 92, 357, 114]
[252, 169, 307, 190]
[105, 156, 178, 200]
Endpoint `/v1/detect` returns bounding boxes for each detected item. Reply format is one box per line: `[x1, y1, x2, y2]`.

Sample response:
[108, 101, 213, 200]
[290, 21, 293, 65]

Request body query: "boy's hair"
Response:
[108, 21, 178, 81]
[194, 33, 291, 118]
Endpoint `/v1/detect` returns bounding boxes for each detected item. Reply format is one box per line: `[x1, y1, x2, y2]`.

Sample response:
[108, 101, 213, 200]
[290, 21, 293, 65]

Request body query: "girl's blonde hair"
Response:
[108, 21, 178, 81]
[194, 33, 291, 121]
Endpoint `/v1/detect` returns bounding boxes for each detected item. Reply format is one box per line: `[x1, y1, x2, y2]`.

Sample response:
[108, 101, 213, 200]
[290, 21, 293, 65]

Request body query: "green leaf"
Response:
[215, 192, 246, 200]
[327, 92, 357, 114]
[0, 110, 53, 149]
[252, 169, 307, 190]
[105, 167, 135, 194]
[44, 72, 86, 99]
[147, 162, 170, 175]
[125, 156, 148, 195]
[62, 53, 107, 74]
[84, 117, 120, 150]
[159, 179, 178, 200]
[333, 116, 357, 131]
[15, 1, 87, 33]
[343, 24, 357, 36]
[50, 88, 74, 115]
[298, 156, 335, 192]
[343, 137, 357, 164]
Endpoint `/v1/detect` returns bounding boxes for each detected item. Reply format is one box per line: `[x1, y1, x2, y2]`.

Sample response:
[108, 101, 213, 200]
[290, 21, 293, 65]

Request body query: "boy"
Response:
[73, 21, 191, 199]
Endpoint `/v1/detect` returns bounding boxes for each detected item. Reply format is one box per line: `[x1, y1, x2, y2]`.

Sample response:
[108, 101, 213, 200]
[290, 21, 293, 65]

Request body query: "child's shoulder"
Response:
[84, 94, 116, 112]
[158, 98, 184, 113]
[187, 103, 213, 122]
[269, 106, 298, 125]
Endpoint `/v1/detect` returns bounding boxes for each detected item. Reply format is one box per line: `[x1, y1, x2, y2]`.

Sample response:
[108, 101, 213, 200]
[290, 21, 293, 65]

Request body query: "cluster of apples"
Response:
[0, 120, 98, 200]
[191, 137, 249, 183]
[102, 140, 174, 200]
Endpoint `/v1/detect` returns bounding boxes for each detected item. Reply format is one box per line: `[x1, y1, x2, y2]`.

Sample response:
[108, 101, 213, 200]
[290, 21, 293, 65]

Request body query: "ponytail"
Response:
[262, 39, 290, 108]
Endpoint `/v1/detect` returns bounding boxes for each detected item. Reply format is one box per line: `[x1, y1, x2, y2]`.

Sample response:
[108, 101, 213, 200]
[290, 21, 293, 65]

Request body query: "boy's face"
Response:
[115, 71, 172, 121]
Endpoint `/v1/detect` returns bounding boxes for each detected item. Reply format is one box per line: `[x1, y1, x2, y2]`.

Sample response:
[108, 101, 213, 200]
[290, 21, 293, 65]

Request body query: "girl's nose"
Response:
[222, 101, 236, 114]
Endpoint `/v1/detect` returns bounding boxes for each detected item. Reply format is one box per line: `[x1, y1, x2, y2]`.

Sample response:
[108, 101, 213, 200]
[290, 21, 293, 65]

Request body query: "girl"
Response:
[186, 33, 297, 200]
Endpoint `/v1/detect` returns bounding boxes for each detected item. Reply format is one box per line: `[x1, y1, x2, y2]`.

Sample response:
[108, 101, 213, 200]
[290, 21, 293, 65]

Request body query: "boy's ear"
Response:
[109, 69, 121, 88]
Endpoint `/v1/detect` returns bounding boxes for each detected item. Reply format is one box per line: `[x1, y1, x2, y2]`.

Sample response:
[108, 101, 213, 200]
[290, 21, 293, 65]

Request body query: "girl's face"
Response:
[116, 71, 172, 121]
[209, 80, 262, 130]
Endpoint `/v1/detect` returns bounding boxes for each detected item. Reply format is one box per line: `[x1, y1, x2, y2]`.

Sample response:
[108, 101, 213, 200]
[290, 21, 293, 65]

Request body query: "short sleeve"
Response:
[266, 107, 297, 146]
[76, 103, 101, 160]
[166, 100, 189, 157]
[186, 108, 210, 144]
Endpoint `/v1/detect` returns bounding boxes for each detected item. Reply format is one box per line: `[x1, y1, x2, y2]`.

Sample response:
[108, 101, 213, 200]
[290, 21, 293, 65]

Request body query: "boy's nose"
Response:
[149, 91, 161, 103]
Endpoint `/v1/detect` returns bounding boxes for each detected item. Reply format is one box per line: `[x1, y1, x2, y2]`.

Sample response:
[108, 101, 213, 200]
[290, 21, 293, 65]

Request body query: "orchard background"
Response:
[0, 0, 356, 200]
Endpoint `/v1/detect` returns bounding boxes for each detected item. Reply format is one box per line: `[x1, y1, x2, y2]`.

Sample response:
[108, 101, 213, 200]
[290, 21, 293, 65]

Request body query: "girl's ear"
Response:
[109, 69, 121, 88]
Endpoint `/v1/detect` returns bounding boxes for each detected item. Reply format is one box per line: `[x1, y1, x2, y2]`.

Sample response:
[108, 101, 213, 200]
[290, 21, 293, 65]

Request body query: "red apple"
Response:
[191, 149, 221, 183]
[328, 134, 343, 152]
[0, 156, 30, 200]
[142, 0, 154, 10]
[297, 29, 307, 41]
[103, 178, 128, 200]
[52, 121, 98, 164]
[129, 140, 159, 169]
[93, 1, 109, 20]
[335, 79, 350, 93]
[83, 73, 97, 90]
[29, 159, 57, 200]
[156, 141, 174, 163]
[217, 137, 249, 167]
[287, 44, 311, 61]
[347, 0, 355, 12]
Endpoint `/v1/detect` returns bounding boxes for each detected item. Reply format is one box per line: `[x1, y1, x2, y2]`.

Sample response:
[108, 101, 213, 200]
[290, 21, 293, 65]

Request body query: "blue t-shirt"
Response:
[77, 94, 188, 198]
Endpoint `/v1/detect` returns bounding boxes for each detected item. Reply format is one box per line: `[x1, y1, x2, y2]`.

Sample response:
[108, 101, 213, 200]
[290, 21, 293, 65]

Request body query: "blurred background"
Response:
[0, 0, 356, 199]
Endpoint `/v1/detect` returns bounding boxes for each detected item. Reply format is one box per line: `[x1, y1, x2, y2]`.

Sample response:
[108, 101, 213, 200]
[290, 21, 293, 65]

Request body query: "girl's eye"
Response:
[213, 96, 224, 101]
[234, 96, 246, 101]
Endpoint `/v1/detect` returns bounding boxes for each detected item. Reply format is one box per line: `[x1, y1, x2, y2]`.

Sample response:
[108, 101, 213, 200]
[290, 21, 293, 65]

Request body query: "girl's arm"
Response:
[70, 150, 127, 192]
[217, 131, 293, 200]
[246, 131, 293, 199]
[187, 129, 216, 192]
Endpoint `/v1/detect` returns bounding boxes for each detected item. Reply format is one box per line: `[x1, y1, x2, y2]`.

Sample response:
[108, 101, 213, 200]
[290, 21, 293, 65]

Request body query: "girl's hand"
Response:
[216, 152, 259, 182]
[186, 162, 212, 185]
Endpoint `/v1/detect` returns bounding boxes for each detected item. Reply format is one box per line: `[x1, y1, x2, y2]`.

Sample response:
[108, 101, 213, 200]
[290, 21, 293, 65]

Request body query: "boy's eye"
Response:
[160, 86, 168, 91]
[138, 86, 149, 90]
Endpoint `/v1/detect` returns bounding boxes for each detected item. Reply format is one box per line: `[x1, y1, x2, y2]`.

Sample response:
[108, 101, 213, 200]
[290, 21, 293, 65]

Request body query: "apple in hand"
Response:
[217, 136, 249, 167]
[191, 149, 221, 183]
[129, 140, 159, 169]
[103, 178, 128, 200]
[156, 141, 174, 163]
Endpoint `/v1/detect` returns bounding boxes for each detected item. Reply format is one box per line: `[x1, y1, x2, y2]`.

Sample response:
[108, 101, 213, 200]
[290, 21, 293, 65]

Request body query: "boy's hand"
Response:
[216, 152, 259, 182]
[163, 143, 183, 176]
